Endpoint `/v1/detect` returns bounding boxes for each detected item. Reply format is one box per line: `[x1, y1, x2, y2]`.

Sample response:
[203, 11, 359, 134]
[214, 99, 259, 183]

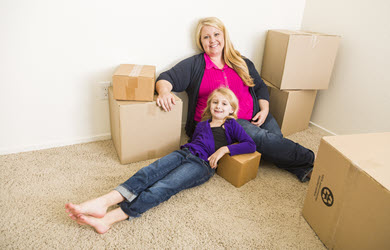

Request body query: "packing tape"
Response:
[311, 35, 319, 49]
[129, 65, 143, 77]
[126, 79, 138, 99]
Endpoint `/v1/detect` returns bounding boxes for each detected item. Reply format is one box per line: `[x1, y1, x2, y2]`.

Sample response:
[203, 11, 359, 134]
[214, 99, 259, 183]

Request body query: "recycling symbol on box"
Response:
[321, 187, 334, 207]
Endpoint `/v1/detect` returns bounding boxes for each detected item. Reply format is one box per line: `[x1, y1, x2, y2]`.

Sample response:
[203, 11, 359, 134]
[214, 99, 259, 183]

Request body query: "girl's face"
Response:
[200, 25, 225, 58]
[209, 92, 233, 121]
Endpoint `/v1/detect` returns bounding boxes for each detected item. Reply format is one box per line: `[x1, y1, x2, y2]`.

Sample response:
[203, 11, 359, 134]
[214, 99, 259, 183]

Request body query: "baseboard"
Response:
[309, 121, 337, 135]
[0, 133, 112, 156]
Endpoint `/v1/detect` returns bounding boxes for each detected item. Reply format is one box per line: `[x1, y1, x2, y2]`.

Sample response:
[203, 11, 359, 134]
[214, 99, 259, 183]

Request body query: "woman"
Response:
[156, 17, 314, 182]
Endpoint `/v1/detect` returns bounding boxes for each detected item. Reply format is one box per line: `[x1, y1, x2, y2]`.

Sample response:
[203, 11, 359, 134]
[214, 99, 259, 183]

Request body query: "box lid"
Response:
[113, 64, 155, 78]
[323, 133, 390, 190]
[115, 93, 182, 106]
[271, 29, 340, 37]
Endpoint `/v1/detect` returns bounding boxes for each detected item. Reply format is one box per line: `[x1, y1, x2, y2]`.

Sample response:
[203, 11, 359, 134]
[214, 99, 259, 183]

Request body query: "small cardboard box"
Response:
[261, 30, 340, 90]
[302, 133, 390, 249]
[217, 152, 261, 188]
[108, 87, 182, 164]
[112, 64, 156, 101]
[265, 79, 317, 136]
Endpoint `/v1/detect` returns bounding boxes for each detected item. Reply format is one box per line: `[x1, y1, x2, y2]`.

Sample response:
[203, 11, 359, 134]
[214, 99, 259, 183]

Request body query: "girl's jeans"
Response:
[115, 148, 215, 219]
[237, 113, 314, 182]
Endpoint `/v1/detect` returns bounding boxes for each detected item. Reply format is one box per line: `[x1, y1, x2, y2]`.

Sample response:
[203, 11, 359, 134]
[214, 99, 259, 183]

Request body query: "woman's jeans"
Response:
[115, 148, 215, 219]
[237, 113, 314, 182]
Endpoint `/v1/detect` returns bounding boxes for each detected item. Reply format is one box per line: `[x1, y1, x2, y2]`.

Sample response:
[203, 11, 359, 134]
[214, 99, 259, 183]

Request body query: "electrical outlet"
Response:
[98, 81, 111, 100]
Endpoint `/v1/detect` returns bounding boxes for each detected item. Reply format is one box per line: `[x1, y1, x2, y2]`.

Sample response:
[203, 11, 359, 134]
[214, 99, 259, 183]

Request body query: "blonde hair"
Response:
[195, 17, 254, 87]
[201, 87, 239, 122]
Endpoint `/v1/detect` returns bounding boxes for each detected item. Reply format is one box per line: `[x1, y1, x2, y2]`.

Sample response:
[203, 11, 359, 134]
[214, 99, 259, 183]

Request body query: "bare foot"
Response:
[77, 214, 110, 234]
[65, 199, 108, 218]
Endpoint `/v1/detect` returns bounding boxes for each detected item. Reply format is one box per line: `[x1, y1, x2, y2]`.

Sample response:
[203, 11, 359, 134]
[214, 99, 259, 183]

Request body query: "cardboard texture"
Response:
[108, 87, 182, 164]
[261, 30, 340, 90]
[265, 79, 317, 136]
[112, 64, 156, 101]
[217, 151, 261, 188]
[302, 133, 390, 249]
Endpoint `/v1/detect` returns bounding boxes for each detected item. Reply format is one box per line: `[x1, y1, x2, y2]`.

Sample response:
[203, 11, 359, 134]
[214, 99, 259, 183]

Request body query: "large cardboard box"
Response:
[261, 30, 340, 90]
[108, 87, 182, 164]
[217, 152, 261, 188]
[302, 133, 390, 249]
[112, 64, 156, 101]
[265, 79, 317, 136]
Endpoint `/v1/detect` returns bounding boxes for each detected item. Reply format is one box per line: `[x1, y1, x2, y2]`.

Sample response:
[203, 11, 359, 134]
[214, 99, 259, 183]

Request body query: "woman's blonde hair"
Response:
[201, 87, 239, 122]
[195, 17, 254, 87]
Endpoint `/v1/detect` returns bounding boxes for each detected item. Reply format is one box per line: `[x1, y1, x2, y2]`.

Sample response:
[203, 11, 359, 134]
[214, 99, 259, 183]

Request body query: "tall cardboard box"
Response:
[217, 152, 261, 188]
[108, 87, 183, 164]
[302, 133, 390, 249]
[261, 30, 340, 90]
[265, 79, 317, 136]
[112, 64, 156, 101]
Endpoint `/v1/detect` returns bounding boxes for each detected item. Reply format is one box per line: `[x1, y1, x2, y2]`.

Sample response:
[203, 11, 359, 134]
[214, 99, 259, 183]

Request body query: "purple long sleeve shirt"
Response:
[181, 118, 256, 162]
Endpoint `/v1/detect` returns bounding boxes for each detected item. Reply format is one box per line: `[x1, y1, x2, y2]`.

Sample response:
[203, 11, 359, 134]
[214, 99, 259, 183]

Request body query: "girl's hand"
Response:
[251, 110, 268, 127]
[208, 146, 230, 169]
[156, 92, 176, 112]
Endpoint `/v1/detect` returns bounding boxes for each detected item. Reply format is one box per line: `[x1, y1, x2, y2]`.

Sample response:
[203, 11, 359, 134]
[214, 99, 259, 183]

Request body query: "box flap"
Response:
[324, 133, 390, 190]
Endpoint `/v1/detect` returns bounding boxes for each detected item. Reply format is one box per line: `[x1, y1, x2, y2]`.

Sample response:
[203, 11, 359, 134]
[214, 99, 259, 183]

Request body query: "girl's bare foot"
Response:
[76, 207, 129, 234]
[65, 190, 125, 218]
[77, 214, 110, 234]
[65, 199, 107, 218]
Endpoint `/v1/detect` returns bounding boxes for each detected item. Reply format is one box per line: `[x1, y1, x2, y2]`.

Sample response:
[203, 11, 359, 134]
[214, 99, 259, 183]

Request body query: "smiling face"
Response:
[200, 25, 225, 58]
[209, 92, 234, 121]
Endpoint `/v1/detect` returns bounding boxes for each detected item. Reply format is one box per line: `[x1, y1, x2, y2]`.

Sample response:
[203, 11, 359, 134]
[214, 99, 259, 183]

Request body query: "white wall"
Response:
[302, 0, 390, 134]
[0, 0, 306, 154]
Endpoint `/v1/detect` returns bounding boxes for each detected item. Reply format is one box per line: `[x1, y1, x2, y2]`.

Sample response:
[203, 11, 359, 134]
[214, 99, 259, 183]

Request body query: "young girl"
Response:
[65, 87, 256, 234]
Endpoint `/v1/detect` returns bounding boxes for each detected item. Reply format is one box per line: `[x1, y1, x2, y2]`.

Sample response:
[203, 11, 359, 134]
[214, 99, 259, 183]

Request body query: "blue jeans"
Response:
[115, 148, 215, 219]
[237, 113, 314, 182]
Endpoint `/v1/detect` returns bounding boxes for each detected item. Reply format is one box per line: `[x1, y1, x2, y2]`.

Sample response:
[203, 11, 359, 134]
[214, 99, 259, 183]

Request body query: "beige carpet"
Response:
[0, 124, 330, 249]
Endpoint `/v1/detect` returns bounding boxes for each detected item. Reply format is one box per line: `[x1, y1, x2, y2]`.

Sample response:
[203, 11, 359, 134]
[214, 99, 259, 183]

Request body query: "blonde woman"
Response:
[65, 88, 255, 234]
[156, 17, 314, 182]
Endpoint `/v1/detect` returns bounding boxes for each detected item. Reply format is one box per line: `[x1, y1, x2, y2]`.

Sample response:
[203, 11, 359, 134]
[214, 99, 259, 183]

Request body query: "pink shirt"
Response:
[194, 54, 254, 122]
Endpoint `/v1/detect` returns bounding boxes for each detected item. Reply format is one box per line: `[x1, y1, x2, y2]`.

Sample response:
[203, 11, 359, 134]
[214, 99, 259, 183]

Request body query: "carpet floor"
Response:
[0, 124, 330, 249]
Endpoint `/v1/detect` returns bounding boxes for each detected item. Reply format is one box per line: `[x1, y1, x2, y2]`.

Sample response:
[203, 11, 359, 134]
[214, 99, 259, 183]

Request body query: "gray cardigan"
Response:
[157, 53, 270, 138]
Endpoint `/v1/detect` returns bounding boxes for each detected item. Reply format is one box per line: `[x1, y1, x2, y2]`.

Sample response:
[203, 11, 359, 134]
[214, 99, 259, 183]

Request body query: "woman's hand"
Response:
[251, 110, 268, 127]
[251, 99, 269, 127]
[156, 80, 175, 111]
[156, 92, 176, 112]
[208, 146, 230, 169]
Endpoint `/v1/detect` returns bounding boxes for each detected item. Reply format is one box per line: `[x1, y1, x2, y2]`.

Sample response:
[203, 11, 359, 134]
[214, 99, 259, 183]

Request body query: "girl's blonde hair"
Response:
[195, 17, 254, 87]
[201, 87, 239, 122]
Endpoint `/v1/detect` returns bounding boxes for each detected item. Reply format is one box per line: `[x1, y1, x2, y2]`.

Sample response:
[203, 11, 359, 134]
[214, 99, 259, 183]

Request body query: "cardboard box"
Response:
[217, 151, 261, 188]
[302, 133, 390, 249]
[265, 79, 317, 136]
[108, 87, 182, 164]
[112, 64, 156, 101]
[261, 30, 340, 90]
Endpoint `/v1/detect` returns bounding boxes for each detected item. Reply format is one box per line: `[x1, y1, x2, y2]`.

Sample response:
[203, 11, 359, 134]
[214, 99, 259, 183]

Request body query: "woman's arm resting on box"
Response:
[156, 80, 176, 112]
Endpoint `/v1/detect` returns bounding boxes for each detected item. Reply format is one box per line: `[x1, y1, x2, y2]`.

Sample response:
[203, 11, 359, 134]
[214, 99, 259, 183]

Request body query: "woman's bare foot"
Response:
[77, 214, 110, 234]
